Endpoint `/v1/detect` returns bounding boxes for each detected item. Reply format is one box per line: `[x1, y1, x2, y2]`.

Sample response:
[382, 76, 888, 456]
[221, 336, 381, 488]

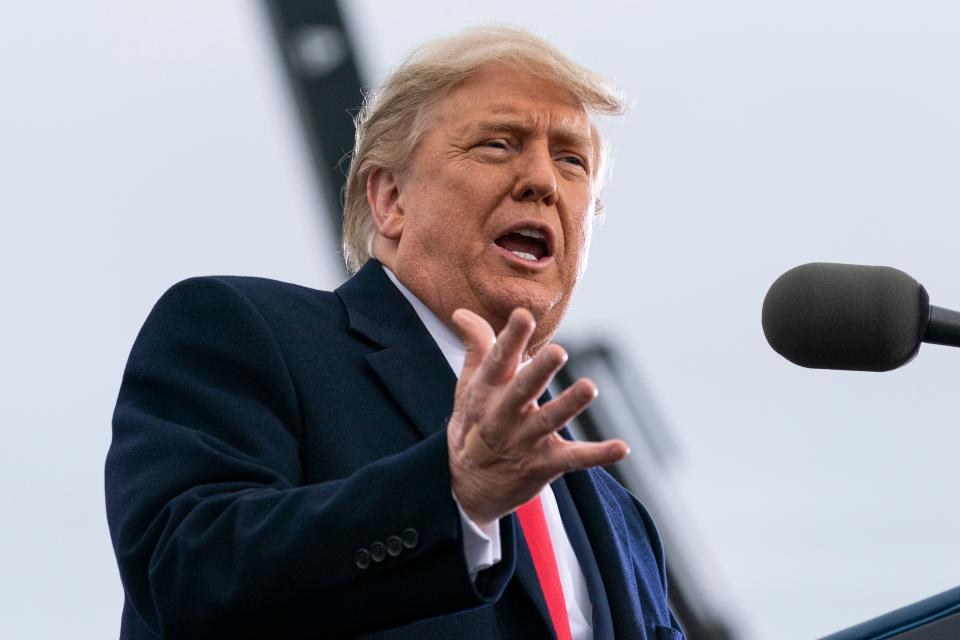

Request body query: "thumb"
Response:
[451, 308, 495, 381]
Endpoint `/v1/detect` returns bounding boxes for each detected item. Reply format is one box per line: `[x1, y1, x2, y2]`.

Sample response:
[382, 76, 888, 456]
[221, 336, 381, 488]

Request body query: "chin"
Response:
[479, 276, 562, 323]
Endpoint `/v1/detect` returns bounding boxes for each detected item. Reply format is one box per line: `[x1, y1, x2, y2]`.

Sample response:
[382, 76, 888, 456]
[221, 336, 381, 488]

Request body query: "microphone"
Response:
[761, 263, 960, 371]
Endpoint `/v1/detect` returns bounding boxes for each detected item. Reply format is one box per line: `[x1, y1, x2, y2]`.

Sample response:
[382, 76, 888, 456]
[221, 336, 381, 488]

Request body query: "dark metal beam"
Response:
[264, 0, 365, 269]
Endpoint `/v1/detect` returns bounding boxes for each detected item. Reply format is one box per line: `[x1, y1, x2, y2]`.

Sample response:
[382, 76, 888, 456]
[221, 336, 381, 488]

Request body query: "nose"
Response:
[511, 144, 558, 207]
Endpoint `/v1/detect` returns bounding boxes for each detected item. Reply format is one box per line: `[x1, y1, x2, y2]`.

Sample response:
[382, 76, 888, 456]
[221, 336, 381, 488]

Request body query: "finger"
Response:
[526, 378, 598, 441]
[500, 343, 568, 416]
[549, 439, 630, 474]
[451, 308, 495, 381]
[478, 308, 535, 386]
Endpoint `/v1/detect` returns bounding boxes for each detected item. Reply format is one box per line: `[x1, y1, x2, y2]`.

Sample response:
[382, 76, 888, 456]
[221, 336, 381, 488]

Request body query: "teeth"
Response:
[515, 228, 545, 240]
[511, 250, 538, 261]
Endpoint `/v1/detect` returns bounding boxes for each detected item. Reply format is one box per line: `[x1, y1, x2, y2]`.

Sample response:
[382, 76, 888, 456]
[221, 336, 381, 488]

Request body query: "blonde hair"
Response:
[341, 25, 627, 273]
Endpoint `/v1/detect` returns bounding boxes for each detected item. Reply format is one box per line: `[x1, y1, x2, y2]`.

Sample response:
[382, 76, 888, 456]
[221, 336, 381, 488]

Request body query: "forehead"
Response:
[432, 64, 594, 143]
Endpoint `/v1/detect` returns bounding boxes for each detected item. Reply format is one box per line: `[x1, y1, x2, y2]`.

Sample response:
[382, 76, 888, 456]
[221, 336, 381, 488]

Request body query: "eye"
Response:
[558, 154, 586, 168]
[480, 139, 510, 150]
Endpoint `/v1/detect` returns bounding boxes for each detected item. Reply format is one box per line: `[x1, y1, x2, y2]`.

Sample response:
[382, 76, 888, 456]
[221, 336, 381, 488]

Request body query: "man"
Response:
[106, 26, 684, 639]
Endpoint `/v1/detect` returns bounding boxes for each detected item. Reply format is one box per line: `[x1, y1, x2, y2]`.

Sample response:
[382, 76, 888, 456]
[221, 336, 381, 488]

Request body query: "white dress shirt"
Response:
[382, 266, 593, 640]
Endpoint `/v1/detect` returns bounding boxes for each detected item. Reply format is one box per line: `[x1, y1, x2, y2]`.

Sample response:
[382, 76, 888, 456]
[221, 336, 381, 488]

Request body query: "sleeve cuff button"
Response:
[386, 535, 403, 557]
[402, 527, 419, 549]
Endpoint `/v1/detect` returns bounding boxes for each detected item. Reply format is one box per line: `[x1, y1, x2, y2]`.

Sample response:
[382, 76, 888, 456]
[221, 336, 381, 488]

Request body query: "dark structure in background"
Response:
[265, 0, 364, 265]
[265, 2, 740, 637]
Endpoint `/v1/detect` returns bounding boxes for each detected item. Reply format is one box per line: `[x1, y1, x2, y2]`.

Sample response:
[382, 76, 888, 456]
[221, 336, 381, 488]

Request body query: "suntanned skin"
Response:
[368, 63, 629, 527]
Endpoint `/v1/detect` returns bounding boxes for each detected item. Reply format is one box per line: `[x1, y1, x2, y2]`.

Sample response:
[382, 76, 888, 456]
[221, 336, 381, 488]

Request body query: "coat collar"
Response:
[335, 259, 458, 439]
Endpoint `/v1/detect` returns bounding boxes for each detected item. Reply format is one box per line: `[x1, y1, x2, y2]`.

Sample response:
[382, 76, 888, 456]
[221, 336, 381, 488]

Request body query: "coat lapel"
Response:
[514, 472, 619, 640]
[335, 260, 457, 439]
[551, 474, 615, 640]
[563, 467, 645, 638]
[365, 333, 458, 439]
[512, 516, 557, 639]
[550, 385, 643, 636]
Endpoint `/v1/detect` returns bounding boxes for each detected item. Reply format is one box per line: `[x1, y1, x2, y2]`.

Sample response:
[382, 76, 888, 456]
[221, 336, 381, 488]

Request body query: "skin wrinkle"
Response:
[452, 105, 605, 188]
[369, 64, 599, 359]
[457, 117, 595, 171]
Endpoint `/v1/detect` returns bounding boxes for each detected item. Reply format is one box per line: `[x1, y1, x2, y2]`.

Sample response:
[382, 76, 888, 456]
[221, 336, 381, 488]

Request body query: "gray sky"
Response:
[2, 2, 958, 638]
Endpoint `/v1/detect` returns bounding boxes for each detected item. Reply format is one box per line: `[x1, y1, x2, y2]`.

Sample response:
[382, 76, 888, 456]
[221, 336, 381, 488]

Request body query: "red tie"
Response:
[516, 495, 572, 640]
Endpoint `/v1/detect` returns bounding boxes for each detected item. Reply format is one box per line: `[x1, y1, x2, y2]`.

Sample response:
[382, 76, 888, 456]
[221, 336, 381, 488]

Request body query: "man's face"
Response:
[387, 64, 599, 352]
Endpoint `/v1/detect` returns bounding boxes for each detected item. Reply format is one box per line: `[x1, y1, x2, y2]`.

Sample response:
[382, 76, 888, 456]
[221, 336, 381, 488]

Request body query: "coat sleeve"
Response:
[105, 276, 515, 638]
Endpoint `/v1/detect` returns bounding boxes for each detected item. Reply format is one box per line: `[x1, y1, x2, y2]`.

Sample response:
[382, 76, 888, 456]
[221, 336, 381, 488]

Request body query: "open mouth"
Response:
[493, 226, 552, 263]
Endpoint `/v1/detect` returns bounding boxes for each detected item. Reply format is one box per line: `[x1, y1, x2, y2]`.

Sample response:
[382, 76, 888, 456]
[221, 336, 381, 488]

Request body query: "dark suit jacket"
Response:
[105, 260, 684, 639]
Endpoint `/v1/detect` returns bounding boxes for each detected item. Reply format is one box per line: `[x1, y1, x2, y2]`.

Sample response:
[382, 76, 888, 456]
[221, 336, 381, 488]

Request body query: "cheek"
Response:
[421, 163, 494, 215]
[403, 179, 483, 255]
[563, 211, 593, 279]
[574, 220, 593, 277]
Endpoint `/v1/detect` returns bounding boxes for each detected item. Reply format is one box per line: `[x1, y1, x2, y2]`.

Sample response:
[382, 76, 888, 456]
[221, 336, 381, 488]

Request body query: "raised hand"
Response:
[447, 307, 630, 527]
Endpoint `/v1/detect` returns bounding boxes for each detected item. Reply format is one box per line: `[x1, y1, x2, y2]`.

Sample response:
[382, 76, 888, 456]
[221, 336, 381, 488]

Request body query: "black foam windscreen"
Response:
[762, 263, 930, 371]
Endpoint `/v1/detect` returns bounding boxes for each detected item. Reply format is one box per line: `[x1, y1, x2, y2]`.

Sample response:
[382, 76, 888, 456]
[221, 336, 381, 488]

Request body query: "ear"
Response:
[366, 168, 405, 241]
